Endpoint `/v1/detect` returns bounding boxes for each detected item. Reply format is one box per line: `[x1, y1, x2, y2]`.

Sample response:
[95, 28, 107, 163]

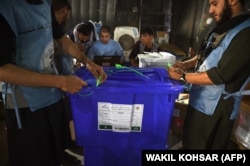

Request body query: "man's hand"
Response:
[59, 75, 88, 94]
[167, 66, 185, 81]
[173, 62, 187, 71]
[86, 61, 107, 84]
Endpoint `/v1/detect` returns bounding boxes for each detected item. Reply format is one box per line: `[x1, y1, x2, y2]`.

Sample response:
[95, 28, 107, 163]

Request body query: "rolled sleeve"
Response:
[207, 67, 225, 84]
[207, 27, 250, 85]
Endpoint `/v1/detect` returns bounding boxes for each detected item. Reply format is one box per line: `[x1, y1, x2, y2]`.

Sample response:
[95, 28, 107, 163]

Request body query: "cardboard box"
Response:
[232, 99, 250, 149]
[159, 44, 186, 57]
[156, 31, 169, 44]
[170, 93, 189, 136]
[231, 82, 250, 149]
[242, 82, 250, 101]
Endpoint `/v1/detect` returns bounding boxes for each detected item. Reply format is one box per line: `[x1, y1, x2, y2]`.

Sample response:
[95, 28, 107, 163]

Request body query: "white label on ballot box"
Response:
[98, 102, 144, 132]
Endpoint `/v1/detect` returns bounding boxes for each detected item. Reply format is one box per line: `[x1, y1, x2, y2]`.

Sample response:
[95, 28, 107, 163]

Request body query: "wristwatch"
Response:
[180, 72, 187, 83]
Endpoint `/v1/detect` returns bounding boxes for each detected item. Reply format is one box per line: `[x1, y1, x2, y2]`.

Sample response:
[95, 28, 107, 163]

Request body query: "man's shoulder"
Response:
[91, 40, 102, 49]
[112, 39, 121, 45]
[108, 39, 116, 43]
[134, 41, 141, 46]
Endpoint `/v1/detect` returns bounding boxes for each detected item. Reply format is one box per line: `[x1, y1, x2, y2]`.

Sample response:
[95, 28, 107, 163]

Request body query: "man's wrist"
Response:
[180, 72, 187, 83]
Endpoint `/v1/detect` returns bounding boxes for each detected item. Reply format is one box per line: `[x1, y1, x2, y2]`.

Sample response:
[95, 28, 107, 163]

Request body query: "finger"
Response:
[101, 72, 107, 82]
[93, 69, 100, 79]
[80, 80, 88, 86]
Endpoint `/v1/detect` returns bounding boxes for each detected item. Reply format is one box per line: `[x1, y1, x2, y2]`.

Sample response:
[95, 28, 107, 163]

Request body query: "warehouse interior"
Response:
[1, 0, 250, 166]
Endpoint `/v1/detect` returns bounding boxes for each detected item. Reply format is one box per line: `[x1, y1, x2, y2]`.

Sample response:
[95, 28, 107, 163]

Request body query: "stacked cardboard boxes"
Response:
[170, 93, 189, 136]
[232, 83, 250, 149]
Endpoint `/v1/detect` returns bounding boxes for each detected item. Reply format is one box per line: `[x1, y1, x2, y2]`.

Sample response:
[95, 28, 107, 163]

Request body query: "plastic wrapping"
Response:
[138, 52, 176, 68]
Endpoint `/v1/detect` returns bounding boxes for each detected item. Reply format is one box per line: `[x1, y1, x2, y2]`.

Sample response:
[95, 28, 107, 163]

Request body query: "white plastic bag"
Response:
[138, 52, 176, 68]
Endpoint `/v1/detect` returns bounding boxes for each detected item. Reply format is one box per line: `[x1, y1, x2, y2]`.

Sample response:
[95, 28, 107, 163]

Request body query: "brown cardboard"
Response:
[157, 31, 167, 37]
[242, 82, 250, 101]
[170, 94, 189, 136]
[232, 99, 250, 149]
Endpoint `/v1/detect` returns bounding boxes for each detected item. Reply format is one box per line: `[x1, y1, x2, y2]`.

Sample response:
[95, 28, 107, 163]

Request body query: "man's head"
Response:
[76, 24, 92, 43]
[99, 25, 112, 44]
[208, 0, 246, 25]
[52, 0, 71, 27]
[140, 27, 156, 46]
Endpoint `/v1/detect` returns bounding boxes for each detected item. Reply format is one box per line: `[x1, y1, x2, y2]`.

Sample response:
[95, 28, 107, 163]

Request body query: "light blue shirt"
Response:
[87, 39, 125, 60]
[0, 0, 62, 111]
[189, 18, 250, 119]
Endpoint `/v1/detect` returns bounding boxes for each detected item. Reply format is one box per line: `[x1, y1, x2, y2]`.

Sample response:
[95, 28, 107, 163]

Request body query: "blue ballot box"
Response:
[68, 66, 183, 166]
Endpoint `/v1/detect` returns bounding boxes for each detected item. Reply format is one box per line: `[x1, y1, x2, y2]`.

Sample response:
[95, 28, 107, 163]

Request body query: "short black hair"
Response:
[140, 26, 156, 37]
[100, 25, 112, 34]
[77, 23, 93, 36]
[52, 0, 71, 11]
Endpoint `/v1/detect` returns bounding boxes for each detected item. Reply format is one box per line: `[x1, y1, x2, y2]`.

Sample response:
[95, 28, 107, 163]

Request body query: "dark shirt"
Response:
[0, 8, 64, 67]
[206, 27, 250, 93]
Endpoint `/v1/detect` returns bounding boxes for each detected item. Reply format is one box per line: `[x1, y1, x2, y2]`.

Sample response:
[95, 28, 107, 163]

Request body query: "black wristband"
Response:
[183, 73, 186, 81]
[180, 73, 187, 82]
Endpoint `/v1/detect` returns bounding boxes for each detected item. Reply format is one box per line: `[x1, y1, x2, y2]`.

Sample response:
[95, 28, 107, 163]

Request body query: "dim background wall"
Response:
[66, 0, 172, 33]
[66, 0, 250, 55]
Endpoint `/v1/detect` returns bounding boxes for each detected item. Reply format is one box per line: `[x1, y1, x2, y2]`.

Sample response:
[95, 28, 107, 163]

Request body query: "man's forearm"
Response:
[58, 35, 92, 65]
[185, 72, 214, 85]
[183, 55, 198, 69]
[0, 63, 87, 94]
[0, 63, 62, 88]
